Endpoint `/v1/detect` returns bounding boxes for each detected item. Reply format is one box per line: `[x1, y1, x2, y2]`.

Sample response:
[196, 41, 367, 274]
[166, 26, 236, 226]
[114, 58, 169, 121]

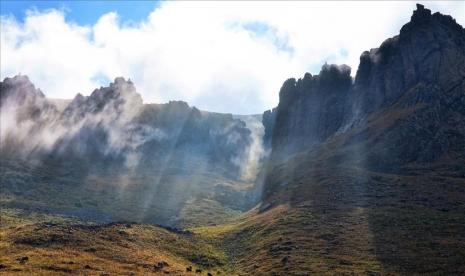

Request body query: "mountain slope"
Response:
[0, 209, 234, 275]
[243, 4, 465, 274]
[0, 76, 264, 227]
[262, 3, 465, 208]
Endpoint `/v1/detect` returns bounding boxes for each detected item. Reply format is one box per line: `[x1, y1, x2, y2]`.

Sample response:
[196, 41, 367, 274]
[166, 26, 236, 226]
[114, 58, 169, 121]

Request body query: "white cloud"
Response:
[1, 1, 464, 114]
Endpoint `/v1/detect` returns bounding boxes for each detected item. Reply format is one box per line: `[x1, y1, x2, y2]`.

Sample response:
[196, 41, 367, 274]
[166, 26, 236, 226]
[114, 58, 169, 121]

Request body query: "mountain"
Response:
[1, 75, 265, 227]
[265, 4, 465, 168]
[1, 4, 464, 275]
[240, 4, 465, 274]
[262, 3, 465, 203]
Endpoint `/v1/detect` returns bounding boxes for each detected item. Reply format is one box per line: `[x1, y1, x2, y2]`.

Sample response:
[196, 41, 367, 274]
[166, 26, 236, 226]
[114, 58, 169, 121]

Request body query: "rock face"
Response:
[267, 64, 352, 160]
[351, 3, 465, 116]
[264, 4, 465, 169]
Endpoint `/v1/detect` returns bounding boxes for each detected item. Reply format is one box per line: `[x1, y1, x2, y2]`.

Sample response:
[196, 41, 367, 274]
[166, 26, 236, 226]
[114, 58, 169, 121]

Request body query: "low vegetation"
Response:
[0, 208, 234, 275]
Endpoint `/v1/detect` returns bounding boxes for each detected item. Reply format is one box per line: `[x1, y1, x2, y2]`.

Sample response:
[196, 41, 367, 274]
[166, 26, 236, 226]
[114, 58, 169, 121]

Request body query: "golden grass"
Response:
[0, 209, 233, 275]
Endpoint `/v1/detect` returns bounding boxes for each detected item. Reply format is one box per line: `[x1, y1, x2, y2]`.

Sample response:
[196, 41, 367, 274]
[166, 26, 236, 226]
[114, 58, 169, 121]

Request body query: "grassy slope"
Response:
[194, 203, 384, 275]
[193, 167, 465, 275]
[0, 208, 235, 275]
[2, 163, 465, 275]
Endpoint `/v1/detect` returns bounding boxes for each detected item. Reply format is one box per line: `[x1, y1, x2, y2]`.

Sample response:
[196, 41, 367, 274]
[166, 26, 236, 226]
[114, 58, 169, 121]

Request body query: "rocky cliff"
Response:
[264, 4, 465, 170]
[266, 64, 352, 160]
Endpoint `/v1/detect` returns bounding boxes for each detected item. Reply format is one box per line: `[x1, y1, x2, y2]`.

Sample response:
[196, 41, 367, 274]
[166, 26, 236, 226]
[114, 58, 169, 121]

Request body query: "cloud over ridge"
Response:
[1, 1, 464, 114]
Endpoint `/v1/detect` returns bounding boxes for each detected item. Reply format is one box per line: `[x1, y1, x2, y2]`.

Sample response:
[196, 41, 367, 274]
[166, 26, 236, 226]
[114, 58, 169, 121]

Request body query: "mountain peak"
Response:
[99, 77, 138, 97]
[61, 77, 143, 119]
[0, 75, 44, 106]
[3, 74, 32, 84]
[412, 3, 431, 21]
[111, 77, 134, 89]
[400, 3, 464, 37]
[1, 75, 38, 93]
[87, 77, 143, 110]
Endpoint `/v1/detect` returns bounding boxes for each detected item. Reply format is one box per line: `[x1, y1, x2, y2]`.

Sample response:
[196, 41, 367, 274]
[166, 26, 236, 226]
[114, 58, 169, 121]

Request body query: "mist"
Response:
[0, 75, 267, 226]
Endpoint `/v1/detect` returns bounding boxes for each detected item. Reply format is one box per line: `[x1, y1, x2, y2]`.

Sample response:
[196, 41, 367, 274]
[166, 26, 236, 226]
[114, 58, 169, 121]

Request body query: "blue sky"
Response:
[1, 0, 160, 25]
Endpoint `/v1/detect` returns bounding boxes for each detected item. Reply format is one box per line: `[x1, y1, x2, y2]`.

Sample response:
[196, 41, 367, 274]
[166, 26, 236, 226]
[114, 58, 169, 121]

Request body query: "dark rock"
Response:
[154, 261, 169, 271]
[267, 64, 352, 161]
[43, 265, 73, 273]
[63, 261, 75, 264]
[281, 256, 289, 265]
[339, 259, 353, 265]
[161, 261, 169, 267]
[262, 4, 465, 177]
[262, 107, 277, 147]
[16, 256, 28, 264]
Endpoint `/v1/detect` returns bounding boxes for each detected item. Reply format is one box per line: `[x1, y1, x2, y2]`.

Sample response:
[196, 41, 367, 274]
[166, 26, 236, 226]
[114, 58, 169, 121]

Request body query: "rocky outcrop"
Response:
[264, 4, 465, 168]
[0, 75, 57, 121]
[63, 77, 143, 120]
[268, 64, 352, 160]
[0, 75, 61, 156]
[350, 4, 465, 118]
[262, 108, 276, 148]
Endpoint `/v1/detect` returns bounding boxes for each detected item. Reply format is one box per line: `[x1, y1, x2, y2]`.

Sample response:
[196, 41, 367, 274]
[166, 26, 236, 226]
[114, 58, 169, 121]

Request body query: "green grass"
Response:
[177, 198, 242, 228]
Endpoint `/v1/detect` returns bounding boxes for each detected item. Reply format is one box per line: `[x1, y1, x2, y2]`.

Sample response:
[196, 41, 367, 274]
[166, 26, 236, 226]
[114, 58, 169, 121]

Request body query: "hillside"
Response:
[253, 3, 465, 274]
[0, 76, 265, 227]
[0, 208, 234, 275]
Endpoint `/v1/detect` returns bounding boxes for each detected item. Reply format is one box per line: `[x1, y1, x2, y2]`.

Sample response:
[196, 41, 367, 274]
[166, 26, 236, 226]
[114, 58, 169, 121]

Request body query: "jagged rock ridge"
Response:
[0, 75, 263, 226]
[264, 4, 465, 169]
